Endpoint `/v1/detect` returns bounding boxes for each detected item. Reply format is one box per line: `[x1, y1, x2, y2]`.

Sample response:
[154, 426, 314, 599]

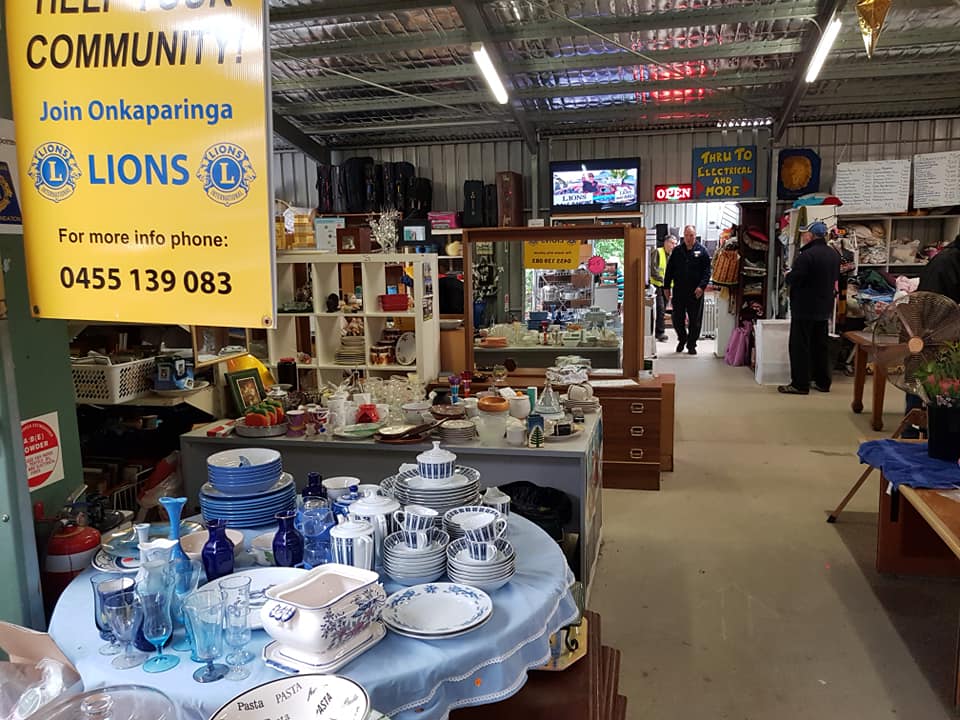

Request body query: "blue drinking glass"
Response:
[91, 573, 133, 656]
[104, 591, 146, 670]
[138, 577, 179, 673]
[183, 589, 228, 683]
[171, 559, 202, 653]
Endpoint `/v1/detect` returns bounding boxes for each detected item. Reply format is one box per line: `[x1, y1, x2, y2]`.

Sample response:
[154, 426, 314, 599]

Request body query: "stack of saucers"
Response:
[381, 466, 481, 515]
[443, 505, 503, 541]
[562, 395, 601, 414]
[446, 537, 516, 592]
[438, 420, 477, 444]
[335, 336, 366, 365]
[382, 529, 449, 586]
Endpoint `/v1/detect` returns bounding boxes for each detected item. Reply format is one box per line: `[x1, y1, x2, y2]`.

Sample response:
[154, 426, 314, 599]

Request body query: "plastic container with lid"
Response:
[416, 441, 457, 481]
[31, 685, 177, 720]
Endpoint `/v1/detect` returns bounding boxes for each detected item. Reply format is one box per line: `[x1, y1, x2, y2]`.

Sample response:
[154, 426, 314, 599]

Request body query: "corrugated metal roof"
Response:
[267, 0, 960, 148]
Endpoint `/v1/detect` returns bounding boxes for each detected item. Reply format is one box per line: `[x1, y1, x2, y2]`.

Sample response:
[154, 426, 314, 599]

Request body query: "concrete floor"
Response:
[589, 340, 960, 719]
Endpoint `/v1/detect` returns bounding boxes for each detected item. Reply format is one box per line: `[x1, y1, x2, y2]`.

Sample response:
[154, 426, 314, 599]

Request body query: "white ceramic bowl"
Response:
[179, 528, 245, 562]
[323, 476, 360, 501]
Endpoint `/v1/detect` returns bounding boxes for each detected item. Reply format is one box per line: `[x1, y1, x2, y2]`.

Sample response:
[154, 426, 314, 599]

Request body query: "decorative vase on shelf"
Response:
[159, 496, 190, 569]
[273, 510, 303, 567]
[201, 519, 235, 581]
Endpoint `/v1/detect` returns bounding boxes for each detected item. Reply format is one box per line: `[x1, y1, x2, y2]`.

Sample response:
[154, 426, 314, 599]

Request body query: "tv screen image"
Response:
[550, 159, 640, 213]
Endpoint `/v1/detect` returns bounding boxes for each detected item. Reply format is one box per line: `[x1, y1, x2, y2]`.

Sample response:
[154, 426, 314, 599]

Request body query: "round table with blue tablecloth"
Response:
[48, 514, 578, 720]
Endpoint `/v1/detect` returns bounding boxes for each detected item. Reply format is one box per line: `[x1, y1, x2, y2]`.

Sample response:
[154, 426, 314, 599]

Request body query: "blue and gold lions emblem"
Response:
[197, 143, 255, 207]
[28, 142, 81, 203]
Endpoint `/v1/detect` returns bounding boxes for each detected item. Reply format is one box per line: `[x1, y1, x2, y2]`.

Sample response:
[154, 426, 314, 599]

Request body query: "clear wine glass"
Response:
[103, 591, 146, 669]
[183, 589, 228, 683]
[90, 574, 133, 656]
[171, 558, 202, 652]
[138, 579, 179, 673]
[219, 576, 254, 670]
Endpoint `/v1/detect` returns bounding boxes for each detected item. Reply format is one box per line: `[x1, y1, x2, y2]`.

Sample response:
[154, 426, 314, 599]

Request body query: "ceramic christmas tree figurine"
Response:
[529, 425, 545, 448]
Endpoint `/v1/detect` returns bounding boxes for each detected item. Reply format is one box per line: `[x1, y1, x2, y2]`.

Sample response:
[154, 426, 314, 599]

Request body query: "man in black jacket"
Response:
[779, 221, 841, 395]
[919, 234, 960, 302]
[663, 225, 712, 355]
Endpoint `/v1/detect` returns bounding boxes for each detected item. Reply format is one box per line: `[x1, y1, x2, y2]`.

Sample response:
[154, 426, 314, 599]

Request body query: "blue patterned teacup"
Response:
[463, 517, 508, 544]
[466, 541, 499, 563]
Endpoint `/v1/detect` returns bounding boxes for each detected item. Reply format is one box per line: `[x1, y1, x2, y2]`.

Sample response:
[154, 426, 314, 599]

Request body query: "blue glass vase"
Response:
[302, 472, 325, 501]
[273, 511, 303, 567]
[201, 519, 234, 581]
[159, 496, 190, 569]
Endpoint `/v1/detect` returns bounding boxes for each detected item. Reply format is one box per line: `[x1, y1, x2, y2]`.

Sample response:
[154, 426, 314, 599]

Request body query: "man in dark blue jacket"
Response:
[664, 225, 712, 355]
[779, 221, 840, 395]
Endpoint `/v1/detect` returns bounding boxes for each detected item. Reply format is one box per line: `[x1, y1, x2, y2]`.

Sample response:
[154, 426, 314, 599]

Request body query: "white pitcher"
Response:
[329, 519, 375, 571]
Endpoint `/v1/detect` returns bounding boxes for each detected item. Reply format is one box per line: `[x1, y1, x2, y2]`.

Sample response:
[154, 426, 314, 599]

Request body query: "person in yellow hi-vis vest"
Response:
[649, 235, 677, 342]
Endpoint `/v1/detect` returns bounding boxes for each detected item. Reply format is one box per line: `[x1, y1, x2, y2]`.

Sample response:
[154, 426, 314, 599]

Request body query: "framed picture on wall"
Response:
[225, 368, 265, 414]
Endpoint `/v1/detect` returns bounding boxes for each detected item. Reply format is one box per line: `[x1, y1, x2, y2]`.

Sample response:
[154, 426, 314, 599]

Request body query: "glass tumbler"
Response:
[183, 589, 228, 683]
[91, 573, 133, 656]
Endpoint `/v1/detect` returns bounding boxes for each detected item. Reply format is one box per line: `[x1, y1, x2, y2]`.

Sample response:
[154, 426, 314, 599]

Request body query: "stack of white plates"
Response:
[446, 537, 516, 592]
[439, 420, 476, 444]
[443, 505, 503, 541]
[335, 336, 366, 365]
[382, 529, 449, 586]
[381, 466, 481, 515]
[562, 396, 601, 413]
[381, 582, 493, 639]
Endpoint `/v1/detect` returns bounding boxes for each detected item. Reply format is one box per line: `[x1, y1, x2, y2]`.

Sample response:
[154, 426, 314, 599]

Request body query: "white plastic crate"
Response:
[72, 357, 155, 404]
[754, 320, 791, 386]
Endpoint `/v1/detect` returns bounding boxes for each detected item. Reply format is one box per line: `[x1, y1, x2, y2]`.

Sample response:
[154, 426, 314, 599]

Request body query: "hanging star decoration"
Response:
[857, 0, 892, 58]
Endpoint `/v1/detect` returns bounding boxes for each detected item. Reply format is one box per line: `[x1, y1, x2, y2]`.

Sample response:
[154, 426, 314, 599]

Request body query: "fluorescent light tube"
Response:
[473, 44, 509, 105]
[805, 18, 842, 83]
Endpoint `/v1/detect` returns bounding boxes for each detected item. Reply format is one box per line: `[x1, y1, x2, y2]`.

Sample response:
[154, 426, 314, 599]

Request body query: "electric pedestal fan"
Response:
[871, 291, 960, 399]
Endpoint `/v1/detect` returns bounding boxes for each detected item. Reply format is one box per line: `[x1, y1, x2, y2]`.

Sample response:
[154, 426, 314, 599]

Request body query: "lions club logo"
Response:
[198, 143, 255, 207]
[28, 142, 81, 203]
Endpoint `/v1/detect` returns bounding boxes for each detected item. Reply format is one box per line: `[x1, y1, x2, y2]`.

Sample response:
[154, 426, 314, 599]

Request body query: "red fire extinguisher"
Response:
[35, 501, 101, 618]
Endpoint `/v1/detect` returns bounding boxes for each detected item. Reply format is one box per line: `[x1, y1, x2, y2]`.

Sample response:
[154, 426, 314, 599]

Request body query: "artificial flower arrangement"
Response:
[917, 342, 960, 408]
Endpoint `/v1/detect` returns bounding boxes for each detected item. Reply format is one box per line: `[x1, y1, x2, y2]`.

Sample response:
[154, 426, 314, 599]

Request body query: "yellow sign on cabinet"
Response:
[5, 0, 275, 327]
[523, 240, 581, 269]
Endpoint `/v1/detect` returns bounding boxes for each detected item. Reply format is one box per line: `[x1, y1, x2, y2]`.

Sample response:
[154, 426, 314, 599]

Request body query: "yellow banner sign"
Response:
[6, 0, 274, 327]
[523, 239, 581, 269]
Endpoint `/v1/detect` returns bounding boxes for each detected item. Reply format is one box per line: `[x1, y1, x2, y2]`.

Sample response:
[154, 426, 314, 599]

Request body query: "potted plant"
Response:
[917, 342, 960, 462]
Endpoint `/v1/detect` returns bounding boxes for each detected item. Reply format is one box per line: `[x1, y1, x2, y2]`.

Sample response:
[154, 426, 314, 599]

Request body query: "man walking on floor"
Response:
[650, 234, 678, 342]
[779, 221, 840, 395]
[663, 225, 711, 355]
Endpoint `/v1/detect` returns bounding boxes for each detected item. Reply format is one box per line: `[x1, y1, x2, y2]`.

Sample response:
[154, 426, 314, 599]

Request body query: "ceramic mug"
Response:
[463, 517, 508, 544]
[506, 423, 526, 446]
[462, 398, 479, 418]
[286, 410, 306, 437]
[466, 541, 499, 563]
[393, 505, 437, 549]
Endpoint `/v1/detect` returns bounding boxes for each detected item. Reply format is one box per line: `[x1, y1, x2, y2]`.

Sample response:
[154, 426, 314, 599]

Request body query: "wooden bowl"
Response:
[477, 396, 509, 413]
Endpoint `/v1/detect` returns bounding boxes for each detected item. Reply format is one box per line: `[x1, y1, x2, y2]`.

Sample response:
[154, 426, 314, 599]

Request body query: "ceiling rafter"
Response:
[270, 1, 454, 25]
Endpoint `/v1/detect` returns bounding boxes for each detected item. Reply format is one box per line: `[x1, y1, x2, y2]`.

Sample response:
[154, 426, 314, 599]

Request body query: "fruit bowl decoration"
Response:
[236, 397, 288, 437]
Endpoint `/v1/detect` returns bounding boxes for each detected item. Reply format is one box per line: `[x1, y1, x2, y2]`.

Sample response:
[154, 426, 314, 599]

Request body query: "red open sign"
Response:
[654, 184, 693, 202]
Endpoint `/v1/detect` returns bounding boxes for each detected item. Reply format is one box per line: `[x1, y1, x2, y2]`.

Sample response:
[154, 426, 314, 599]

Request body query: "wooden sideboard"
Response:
[591, 374, 675, 491]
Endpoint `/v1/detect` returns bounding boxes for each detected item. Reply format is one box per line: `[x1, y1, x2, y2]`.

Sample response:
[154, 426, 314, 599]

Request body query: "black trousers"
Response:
[671, 291, 704, 349]
[655, 287, 667, 336]
[789, 318, 831, 390]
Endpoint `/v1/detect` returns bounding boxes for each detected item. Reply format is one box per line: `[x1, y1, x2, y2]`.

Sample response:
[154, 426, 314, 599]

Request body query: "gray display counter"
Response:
[474, 344, 621, 368]
[179, 413, 604, 591]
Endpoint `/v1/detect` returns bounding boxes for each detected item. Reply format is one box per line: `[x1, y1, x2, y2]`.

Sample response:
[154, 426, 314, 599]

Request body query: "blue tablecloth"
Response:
[48, 515, 578, 720]
[858, 440, 960, 491]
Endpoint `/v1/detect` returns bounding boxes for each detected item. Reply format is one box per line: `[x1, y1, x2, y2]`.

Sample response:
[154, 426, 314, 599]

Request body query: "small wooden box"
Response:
[337, 227, 374, 254]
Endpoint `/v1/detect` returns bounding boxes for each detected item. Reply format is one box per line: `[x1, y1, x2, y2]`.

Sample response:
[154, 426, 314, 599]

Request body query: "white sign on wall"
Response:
[913, 150, 960, 209]
[21, 412, 64, 492]
[834, 160, 911, 216]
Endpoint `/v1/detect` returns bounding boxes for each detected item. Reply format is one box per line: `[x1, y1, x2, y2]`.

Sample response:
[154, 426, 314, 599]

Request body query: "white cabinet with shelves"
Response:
[270, 253, 440, 388]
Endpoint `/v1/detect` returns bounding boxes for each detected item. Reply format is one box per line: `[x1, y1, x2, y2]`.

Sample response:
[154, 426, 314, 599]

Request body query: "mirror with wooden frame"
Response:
[461, 224, 646, 379]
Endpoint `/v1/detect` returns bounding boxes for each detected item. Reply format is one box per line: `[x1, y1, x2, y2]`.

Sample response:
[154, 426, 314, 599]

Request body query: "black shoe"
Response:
[657, 334, 669, 342]
[778, 384, 809, 395]
[688, 347, 697, 355]
[676, 342, 686, 353]
[812, 383, 830, 393]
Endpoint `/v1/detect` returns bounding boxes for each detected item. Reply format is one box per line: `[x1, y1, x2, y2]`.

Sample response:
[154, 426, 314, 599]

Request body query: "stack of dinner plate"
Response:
[438, 420, 476, 444]
[335, 336, 366, 365]
[446, 537, 516, 592]
[562, 395, 601, 414]
[382, 529, 449, 586]
[200, 474, 297, 528]
[381, 583, 493, 640]
[206, 448, 283, 495]
[380, 466, 481, 515]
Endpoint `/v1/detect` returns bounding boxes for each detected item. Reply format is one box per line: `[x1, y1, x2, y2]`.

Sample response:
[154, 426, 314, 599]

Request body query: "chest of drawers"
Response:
[591, 375, 675, 490]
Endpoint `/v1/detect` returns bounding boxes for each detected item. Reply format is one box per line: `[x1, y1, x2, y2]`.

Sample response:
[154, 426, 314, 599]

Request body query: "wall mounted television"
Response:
[550, 158, 640, 214]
